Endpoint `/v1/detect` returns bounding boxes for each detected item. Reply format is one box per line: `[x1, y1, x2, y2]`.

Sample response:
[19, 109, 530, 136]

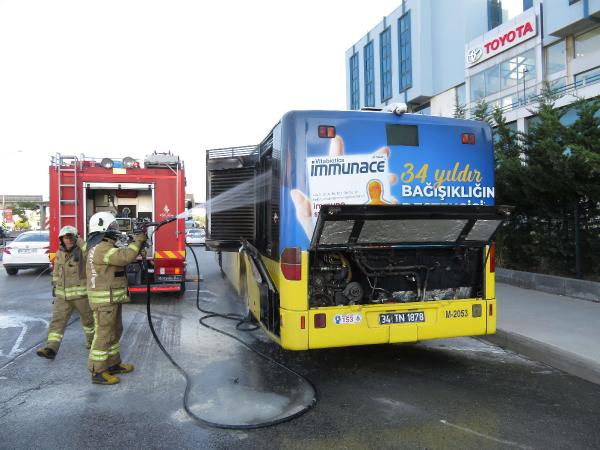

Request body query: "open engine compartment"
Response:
[308, 247, 484, 308]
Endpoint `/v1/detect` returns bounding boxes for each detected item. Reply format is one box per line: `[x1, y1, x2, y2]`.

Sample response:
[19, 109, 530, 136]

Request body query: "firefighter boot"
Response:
[108, 363, 134, 375]
[92, 371, 120, 385]
[36, 347, 56, 360]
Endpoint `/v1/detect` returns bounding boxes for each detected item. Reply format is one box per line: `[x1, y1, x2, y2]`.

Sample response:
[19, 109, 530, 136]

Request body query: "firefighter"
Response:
[36, 225, 94, 360]
[86, 211, 146, 385]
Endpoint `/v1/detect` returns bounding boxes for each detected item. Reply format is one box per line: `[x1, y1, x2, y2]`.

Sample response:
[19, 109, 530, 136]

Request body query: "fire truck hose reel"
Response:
[143, 220, 317, 429]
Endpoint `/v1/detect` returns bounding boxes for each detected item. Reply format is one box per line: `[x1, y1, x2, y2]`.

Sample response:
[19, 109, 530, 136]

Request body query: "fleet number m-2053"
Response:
[445, 309, 469, 319]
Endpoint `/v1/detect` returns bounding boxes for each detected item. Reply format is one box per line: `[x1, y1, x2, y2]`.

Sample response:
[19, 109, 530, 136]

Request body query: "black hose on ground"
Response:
[144, 242, 317, 429]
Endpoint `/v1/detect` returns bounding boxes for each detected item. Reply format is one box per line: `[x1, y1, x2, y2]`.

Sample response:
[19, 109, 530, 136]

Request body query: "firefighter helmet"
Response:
[58, 225, 79, 238]
[89, 212, 118, 234]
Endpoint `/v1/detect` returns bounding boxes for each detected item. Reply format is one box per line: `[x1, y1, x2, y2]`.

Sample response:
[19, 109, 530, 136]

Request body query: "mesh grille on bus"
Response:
[208, 167, 256, 243]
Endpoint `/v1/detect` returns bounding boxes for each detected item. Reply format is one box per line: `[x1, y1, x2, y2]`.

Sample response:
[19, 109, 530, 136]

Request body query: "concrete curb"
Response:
[497, 268, 600, 303]
[481, 329, 600, 386]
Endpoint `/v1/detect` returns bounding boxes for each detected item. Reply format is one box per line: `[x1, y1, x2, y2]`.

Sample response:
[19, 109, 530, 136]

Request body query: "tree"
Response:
[490, 106, 537, 270]
[13, 218, 31, 231]
[453, 92, 466, 119]
[471, 99, 493, 126]
[11, 202, 40, 220]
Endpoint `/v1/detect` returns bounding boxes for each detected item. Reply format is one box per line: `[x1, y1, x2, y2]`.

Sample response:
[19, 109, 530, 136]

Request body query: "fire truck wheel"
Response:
[176, 281, 186, 297]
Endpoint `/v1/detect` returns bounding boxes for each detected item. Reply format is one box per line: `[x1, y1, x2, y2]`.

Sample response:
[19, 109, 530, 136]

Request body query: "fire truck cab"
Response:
[49, 152, 188, 296]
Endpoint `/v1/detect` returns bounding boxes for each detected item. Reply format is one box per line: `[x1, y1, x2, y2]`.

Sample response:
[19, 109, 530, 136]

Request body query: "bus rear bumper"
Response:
[279, 299, 497, 350]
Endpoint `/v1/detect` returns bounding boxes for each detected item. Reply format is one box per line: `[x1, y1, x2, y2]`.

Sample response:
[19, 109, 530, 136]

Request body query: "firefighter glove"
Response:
[133, 232, 147, 244]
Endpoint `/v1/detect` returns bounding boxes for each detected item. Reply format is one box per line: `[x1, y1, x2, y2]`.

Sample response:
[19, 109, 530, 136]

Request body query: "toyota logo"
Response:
[467, 47, 483, 64]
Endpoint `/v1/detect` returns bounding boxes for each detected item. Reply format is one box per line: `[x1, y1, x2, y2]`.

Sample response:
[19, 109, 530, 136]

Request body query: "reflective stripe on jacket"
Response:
[86, 238, 141, 304]
[52, 239, 87, 301]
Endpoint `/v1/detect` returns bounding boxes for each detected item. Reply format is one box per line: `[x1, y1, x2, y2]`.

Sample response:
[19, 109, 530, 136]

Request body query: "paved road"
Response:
[1, 248, 599, 449]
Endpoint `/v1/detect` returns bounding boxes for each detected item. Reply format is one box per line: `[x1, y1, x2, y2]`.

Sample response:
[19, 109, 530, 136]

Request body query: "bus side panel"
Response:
[484, 244, 497, 334]
[221, 251, 243, 296]
[261, 253, 309, 350]
[261, 252, 309, 311]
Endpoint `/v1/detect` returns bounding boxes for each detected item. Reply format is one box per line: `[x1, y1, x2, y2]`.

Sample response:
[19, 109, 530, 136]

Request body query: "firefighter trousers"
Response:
[46, 297, 95, 352]
[88, 303, 124, 373]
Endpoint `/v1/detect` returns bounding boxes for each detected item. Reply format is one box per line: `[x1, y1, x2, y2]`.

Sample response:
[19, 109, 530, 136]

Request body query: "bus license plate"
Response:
[380, 312, 425, 325]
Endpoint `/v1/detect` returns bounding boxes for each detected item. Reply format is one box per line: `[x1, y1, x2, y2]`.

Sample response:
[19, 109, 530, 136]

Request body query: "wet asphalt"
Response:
[1, 247, 600, 449]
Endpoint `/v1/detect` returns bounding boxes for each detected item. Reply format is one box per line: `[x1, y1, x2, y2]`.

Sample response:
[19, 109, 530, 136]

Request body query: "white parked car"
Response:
[185, 228, 205, 246]
[2, 231, 50, 275]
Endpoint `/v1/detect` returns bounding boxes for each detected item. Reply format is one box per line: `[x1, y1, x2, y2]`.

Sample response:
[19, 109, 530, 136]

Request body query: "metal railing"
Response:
[465, 73, 600, 116]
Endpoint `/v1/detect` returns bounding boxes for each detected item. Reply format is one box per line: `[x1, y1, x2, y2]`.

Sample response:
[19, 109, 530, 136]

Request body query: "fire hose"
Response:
[142, 218, 318, 429]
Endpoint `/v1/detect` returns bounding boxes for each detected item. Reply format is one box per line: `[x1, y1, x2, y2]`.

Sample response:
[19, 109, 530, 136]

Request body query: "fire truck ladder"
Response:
[55, 154, 79, 231]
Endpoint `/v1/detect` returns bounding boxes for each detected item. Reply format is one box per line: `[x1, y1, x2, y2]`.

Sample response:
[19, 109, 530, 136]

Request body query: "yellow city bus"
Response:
[206, 109, 509, 350]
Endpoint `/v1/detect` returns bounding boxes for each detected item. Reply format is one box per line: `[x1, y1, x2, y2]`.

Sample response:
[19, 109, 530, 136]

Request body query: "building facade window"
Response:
[523, 0, 533, 10]
[364, 41, 375, 107]
[380, 27, 392, 102]
[545, 40, 566, 77]
[350, 53, 360, 110]
[470, 49, 536, 102]
[575, 26, 600, 58]
[398, 11, 412, 92]
[487, 0, 502, 31]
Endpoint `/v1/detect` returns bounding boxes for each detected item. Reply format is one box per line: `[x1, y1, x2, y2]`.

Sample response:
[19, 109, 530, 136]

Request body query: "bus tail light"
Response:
[489, 243, 496, 273]
[318, 125, 336, 138]
[281, 247, 301, 280]
[461, 133, 475, 144]
[314, 313, 327, 328]
[489, 303, 494, 316]
[300, 315, 306, 329]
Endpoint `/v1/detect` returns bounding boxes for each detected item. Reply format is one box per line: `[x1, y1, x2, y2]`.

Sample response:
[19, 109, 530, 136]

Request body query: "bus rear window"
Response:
[386, 124, 419, 146]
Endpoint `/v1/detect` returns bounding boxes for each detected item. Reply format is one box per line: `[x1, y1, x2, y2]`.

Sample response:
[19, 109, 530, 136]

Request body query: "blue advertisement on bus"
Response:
[282, 113, 495, 248]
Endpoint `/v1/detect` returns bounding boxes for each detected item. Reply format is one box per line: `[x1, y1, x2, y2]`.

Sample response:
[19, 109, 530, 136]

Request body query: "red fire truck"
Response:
[48, 152, 188, 295]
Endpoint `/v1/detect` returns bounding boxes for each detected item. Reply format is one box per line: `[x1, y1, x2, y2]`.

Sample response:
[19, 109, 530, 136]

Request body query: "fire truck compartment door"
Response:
[310, 204, 511, 250]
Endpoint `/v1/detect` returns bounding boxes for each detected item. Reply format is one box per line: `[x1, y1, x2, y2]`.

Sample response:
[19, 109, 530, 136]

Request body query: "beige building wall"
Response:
[430, 87, 458, 117]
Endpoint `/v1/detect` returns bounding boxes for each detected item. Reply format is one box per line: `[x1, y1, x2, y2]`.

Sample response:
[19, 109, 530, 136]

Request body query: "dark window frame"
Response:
[380, 27, 392, 102]
[364, 41, 375, 107]
[398, 11, 412, 92]
[350, 52, 360, 110]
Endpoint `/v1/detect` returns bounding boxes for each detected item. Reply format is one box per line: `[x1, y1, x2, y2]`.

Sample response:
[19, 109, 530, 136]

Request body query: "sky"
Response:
[0, 0, 402, 202]
[0, 0, 523, 202]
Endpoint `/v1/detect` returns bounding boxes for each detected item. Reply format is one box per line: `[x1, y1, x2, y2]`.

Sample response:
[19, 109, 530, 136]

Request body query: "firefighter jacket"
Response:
[52, 239, 87, 301]
[86, 235, 145, 305]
